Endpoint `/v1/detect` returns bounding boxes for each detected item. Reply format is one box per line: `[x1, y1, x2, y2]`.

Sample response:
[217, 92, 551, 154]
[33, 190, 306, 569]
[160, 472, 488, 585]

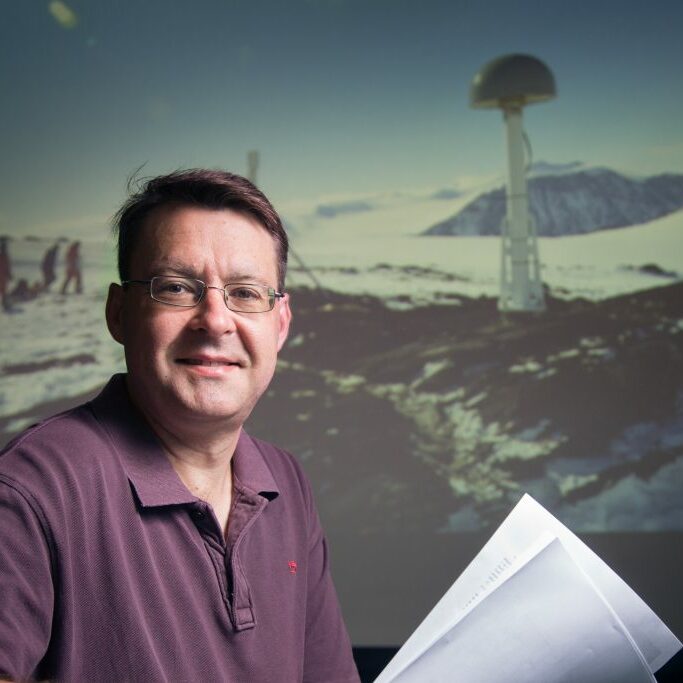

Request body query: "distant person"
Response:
[9, 278, 42, 303]
[0, 237, 12, 312]
[41, 243, 59, 290]
[60, 240, 82, 294]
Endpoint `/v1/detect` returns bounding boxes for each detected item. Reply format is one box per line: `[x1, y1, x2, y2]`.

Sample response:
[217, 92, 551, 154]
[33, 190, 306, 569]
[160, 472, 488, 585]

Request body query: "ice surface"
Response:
[284, 192, 682, 301]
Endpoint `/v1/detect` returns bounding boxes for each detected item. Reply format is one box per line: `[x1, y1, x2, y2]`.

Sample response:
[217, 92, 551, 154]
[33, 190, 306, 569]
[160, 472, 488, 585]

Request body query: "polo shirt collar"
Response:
[89, 374, 279, 507]
[233, 431, 280, 500]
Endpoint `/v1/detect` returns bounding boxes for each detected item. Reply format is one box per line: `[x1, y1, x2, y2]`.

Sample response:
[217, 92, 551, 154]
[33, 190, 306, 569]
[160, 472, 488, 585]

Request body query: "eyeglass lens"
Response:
[150, 276, 274, 312]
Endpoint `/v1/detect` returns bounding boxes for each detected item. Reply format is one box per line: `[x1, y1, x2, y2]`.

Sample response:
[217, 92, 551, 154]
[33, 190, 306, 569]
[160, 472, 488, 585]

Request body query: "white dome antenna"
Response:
[471, 54, 557, 312]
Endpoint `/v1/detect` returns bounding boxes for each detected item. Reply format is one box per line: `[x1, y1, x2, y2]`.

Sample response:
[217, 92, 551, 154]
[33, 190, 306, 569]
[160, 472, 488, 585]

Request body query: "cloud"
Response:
[315, 200, 374, 219]
[48, 1, 78, 30]
[431, 188, 461, 200]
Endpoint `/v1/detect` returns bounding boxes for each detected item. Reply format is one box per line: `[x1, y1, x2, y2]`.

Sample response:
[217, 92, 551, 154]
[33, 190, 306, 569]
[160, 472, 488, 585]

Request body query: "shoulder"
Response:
[0, 402, 121, 510]
[2, 402, 106, 464]
[3, 400, 87, 448]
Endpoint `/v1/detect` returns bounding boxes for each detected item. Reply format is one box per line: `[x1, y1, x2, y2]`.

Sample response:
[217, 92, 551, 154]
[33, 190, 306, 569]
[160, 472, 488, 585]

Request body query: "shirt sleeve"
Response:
[0, 476, 54, 680]
[302, 479, 360, 683]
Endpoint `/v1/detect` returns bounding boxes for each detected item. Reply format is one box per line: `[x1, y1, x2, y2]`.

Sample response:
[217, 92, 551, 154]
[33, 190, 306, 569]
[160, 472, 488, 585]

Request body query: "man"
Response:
[60, 240, 83, 294]
[40, 243, 59, 291]
[0, 170, 360, 682]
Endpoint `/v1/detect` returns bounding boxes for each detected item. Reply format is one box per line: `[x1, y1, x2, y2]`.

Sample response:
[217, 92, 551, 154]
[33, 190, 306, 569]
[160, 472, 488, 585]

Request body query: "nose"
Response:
[190, 285, 237, 336]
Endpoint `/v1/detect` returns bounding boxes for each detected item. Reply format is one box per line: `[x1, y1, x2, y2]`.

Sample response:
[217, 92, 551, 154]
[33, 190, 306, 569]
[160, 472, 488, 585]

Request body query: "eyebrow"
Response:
[150, 260, 198, 278]
[149, 260, 272, 286]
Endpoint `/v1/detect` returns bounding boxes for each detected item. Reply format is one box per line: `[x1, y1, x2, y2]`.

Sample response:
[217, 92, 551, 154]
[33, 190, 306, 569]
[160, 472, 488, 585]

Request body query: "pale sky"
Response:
[1, 0, 682, 238]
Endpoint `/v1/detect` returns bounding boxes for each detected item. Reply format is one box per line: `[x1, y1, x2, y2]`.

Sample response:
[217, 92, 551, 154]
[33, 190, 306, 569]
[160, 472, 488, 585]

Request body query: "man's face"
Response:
[106, 205, 291, 432]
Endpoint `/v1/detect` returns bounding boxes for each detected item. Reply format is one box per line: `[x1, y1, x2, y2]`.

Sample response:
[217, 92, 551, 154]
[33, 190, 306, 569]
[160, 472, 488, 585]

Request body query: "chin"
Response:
[178, 394, 252, 424]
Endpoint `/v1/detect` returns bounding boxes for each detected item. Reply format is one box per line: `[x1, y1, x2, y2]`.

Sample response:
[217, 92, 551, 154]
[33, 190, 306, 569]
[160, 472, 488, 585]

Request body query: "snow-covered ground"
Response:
[0, 290, 125, 433]
[285, 193, 682, 301]
[1, 191, 681, 433]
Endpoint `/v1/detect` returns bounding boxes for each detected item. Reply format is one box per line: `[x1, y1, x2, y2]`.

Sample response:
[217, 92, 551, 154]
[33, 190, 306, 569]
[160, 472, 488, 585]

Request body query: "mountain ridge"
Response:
[424, 166, 683, 237]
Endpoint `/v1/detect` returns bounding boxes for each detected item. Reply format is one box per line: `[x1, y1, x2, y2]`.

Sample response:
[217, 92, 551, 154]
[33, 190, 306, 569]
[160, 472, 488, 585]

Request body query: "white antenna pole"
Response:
[500, 105, 544, 311]
[469, 54, 556, 314]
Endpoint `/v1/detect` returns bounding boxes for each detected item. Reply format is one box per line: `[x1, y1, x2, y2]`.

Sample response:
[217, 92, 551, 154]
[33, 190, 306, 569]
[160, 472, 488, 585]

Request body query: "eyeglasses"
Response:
[122, 276, 284, 313]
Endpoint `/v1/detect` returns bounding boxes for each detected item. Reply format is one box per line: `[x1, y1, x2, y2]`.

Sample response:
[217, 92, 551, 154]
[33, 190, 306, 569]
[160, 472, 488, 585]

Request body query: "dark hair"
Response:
[113, 169, 288, 290]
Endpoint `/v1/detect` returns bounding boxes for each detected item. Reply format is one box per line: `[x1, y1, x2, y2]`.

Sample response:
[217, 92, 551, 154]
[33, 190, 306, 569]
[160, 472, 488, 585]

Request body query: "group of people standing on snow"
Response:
[0, 238, 83, 313]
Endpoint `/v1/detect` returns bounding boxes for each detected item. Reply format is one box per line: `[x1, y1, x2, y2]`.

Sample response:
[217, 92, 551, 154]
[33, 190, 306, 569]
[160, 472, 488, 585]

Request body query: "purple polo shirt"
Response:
[0, 375, 359, 682]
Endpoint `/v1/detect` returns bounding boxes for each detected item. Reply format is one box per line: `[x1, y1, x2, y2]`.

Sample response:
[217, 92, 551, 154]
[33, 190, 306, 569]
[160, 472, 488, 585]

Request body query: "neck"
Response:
[138, 405, 240, 535]
[145, 407, 241, 464]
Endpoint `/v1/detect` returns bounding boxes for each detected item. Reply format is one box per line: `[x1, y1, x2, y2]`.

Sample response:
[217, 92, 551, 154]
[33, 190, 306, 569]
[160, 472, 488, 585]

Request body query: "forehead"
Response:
[130, 205, 279, 281]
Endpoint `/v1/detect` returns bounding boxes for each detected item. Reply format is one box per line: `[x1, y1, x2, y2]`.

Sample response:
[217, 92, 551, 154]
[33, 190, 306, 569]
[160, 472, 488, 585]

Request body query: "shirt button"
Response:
[193, 509, 205, 520]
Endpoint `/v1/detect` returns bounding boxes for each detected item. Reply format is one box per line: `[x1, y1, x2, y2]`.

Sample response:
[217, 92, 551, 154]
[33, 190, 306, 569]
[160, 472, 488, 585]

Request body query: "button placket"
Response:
[188, 503, 233, 623]
[227, 495, 267, 631]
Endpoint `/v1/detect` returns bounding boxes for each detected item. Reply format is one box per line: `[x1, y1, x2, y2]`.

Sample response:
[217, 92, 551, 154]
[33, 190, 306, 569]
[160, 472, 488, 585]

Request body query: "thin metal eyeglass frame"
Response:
[121, 277, 285, 313]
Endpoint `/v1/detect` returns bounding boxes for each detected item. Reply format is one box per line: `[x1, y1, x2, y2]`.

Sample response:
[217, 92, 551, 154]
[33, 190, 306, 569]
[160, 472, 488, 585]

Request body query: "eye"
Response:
[163, 280, 193, 294]
[230, 286, 263, 301]
[152, 277, 202, 301]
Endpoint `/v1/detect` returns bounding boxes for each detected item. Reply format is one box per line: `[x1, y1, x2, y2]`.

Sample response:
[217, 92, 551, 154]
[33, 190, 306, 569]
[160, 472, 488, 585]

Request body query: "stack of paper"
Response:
[375, 494, 681, 683]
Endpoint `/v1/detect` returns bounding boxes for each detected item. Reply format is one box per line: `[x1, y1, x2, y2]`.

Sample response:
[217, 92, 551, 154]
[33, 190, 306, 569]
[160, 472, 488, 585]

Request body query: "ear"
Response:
[105, 282, 125, 345]
[276, 293, 292, 352]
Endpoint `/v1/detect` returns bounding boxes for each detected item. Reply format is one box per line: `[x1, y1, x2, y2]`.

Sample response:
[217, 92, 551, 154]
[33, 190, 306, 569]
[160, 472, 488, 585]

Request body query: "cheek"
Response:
[238, 322, 279, 363]
[262, 320, 285, 351]
[123, 310, 177, 357]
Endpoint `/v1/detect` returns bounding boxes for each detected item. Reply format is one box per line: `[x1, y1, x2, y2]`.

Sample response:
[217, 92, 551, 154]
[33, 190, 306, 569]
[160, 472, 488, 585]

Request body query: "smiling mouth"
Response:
[177, 359, 240, 367]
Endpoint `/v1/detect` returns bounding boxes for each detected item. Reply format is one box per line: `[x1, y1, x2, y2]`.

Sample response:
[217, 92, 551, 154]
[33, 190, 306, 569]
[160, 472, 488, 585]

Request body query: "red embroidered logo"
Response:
[288, 560, 298, 575]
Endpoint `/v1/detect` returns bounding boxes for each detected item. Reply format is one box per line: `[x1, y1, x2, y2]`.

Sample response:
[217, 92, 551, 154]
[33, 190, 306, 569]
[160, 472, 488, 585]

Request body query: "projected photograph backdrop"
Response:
[1, 0, 682, 653]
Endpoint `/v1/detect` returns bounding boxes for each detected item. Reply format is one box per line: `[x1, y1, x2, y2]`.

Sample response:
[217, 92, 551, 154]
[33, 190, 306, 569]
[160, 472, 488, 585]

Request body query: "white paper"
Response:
[375, 494, 681, 683]
[492, 495, 681, 672]
[394, 538, 654, 683]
